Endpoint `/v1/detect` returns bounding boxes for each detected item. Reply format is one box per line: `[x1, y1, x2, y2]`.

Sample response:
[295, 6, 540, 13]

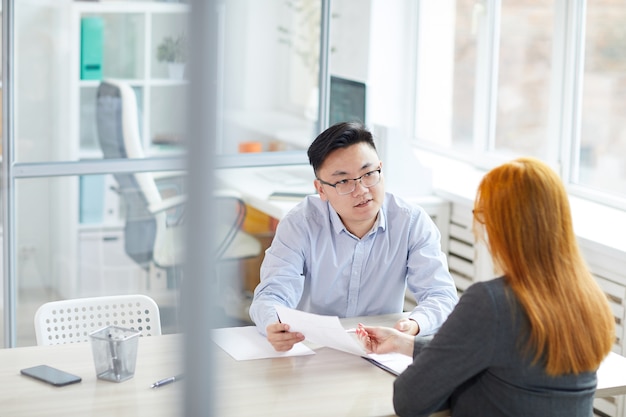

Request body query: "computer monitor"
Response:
[329, 75, 366, 126]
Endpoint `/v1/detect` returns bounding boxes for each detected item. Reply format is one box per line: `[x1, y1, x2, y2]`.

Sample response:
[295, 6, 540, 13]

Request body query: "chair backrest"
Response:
[214, 190, 262, 261]
[34, 294, 162, 346]
[95, 79, 164, 267]
[214, 190, 247, 259]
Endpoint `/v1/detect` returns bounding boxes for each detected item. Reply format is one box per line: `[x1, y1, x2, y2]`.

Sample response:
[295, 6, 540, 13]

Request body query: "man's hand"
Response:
[266, 321, 305, 352]
[393, 318, 419, 336]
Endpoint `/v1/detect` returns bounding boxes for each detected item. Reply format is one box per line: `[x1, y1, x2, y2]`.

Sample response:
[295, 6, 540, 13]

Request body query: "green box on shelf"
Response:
[80, 17, 104, 80]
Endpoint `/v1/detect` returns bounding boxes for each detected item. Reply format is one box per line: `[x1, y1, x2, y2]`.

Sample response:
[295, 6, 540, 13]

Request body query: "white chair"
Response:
[96, 79, 186, 286]
[34, 294, 161, 346]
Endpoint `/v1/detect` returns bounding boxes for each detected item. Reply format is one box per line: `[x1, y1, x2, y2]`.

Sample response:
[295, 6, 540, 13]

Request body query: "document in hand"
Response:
[275, 305, 413, 376]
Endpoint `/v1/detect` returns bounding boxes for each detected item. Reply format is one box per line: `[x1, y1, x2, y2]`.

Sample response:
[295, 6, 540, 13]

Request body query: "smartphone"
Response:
[20, 365, 82, 387]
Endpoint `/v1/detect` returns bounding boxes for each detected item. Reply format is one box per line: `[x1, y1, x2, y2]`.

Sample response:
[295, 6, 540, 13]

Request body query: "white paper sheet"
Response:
[211, 326, 315, 360]
[275, 305, 366, 356]
[275, 306, 414, 375]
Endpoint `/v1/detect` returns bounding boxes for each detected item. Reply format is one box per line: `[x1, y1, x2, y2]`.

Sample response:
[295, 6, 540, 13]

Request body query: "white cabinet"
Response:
[70, 1, 188, 160]
[78, 228, 148, 296]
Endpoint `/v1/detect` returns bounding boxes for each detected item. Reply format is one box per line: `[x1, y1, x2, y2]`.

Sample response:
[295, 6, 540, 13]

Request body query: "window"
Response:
[575, 0, 626, 202]
[414, 1, 476, 152]
[450, 0, 478, 151]
[414, 0, 626, 209]
[6, 1, 187, 347]
[493, 1, 554, 159]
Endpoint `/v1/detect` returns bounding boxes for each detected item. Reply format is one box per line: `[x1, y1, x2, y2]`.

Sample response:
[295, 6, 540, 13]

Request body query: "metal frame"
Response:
[2, 0, 14, 347]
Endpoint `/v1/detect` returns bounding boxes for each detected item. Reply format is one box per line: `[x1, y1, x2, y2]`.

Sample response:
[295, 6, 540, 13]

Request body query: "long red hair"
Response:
[474, 157, 614, 375]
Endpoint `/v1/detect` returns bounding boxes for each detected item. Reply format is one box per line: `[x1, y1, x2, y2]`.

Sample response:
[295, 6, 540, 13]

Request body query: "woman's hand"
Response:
[355, 324, 415, 357]
[355, 324, 402, 354]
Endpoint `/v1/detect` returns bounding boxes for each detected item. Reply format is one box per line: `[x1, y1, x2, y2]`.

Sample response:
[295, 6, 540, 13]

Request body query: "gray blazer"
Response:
[394, 278, 598, 417]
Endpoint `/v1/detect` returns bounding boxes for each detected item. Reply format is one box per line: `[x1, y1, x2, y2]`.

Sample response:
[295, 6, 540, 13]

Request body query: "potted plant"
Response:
[157, 34, 187, 79]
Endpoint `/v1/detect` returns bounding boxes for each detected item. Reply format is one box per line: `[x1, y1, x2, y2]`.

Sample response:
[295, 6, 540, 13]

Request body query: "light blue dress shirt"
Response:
[249, 193, 458, 336]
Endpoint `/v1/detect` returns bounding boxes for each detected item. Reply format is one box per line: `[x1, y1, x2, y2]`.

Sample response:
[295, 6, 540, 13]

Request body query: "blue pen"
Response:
[151, 374, 184, 388]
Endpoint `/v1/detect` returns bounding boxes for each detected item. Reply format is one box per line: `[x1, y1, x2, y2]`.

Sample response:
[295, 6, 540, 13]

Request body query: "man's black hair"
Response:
[307, 122, 377, 174]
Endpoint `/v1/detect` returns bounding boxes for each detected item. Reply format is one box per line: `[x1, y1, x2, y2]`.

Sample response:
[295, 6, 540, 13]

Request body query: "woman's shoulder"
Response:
[463, 277, 513, 305]
[469, 277, 507, 291]
[454, 278, 523, 343]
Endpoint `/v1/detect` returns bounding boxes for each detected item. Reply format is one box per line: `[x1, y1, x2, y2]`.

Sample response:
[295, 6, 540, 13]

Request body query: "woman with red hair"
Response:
[357, 157, 615, 416]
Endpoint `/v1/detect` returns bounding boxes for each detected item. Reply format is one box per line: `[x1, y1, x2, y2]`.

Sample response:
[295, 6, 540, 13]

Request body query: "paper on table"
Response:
[275, 305, 413, 375]
[275, 305, 366, 356]
[211, 326, 315, 361]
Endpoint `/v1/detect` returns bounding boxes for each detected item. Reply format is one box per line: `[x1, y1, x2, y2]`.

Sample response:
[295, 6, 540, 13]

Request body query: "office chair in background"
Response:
[214, 189, 262, 261]
[95, 79, 261, 325]
[213, 189, 263, 324]
[96, 79, 185, 290]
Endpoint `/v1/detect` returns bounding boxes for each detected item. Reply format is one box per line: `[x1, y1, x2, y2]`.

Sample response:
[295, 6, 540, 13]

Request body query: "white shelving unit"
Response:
[68, 1, 188, 298]
[70, 1, 188, 161]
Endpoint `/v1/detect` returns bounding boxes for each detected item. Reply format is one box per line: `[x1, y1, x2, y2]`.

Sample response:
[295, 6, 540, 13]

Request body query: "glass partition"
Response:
[15, 173, 184, 347]
[0, 5, 4, 347]
[15, 1, 188, 164]
[219, 0, 321, 156]
[8, 0, 189, 346]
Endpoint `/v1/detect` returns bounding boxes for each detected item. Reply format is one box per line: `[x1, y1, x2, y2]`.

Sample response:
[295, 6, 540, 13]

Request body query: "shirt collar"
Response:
[327, 202, 387, 236]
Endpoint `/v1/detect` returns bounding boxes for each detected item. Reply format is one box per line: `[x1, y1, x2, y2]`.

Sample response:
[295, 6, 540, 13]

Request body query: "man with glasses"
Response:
[249, 122, 458, 352]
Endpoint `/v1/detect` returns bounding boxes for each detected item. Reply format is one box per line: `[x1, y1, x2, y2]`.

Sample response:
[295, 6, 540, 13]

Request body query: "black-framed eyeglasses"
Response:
[317, 168, 382, 195]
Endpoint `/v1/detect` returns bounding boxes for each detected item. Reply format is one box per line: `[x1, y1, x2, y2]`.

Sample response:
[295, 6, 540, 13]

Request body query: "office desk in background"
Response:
[216, 165, 451, 248]
[216, 165, 316, 220]
[0, 335, 182, 416]
[216, 165, 449, 219]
